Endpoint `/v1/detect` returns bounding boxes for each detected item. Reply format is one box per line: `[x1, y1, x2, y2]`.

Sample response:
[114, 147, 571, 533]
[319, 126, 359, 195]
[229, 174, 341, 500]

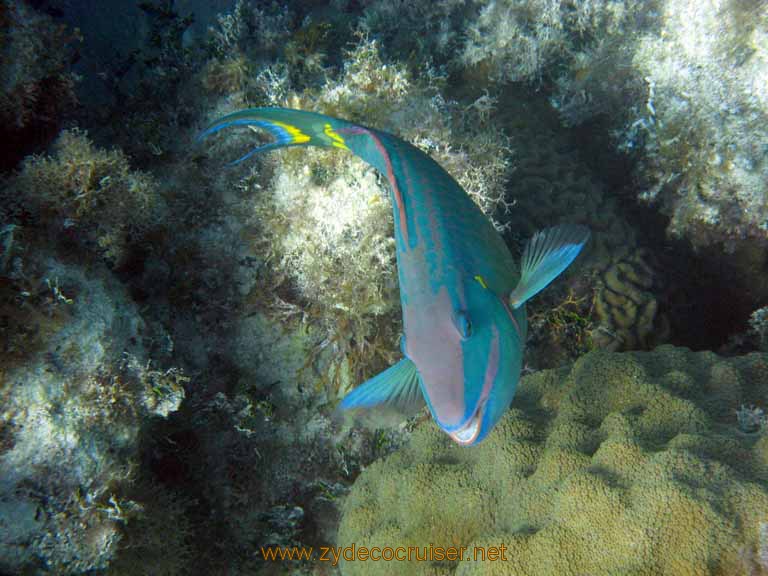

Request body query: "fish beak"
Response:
[448, 401, 486, 445]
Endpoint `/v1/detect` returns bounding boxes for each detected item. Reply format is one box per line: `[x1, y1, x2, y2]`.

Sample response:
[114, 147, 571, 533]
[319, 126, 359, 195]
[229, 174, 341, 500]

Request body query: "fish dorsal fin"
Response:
[509, 224, 590, 308]
[338, 357, 424, 417]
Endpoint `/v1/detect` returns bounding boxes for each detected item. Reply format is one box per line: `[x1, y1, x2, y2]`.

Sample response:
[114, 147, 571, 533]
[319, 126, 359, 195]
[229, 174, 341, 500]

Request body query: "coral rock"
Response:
[338, 346, 768, 576]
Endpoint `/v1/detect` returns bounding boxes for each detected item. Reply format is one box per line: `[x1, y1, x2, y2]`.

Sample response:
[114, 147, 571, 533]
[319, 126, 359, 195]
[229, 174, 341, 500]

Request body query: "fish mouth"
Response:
[448, 401, 486, 445]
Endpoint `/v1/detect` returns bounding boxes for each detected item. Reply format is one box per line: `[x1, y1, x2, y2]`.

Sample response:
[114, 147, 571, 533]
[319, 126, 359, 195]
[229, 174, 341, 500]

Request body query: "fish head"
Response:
[405, 278, 524, 446]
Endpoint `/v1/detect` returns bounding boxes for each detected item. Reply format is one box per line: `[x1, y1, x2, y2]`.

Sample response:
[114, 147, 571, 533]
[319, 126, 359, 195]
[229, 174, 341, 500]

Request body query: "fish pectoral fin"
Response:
[509, 224, 590, 309]
[338, 357, 424, 417]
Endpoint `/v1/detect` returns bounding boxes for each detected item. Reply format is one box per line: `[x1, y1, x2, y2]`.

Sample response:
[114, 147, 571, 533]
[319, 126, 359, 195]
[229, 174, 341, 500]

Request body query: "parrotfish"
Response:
[200, 107, 589, 445]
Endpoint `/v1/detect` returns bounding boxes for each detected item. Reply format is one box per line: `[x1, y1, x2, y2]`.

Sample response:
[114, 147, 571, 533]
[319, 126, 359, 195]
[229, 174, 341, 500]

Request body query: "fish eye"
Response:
[455, 311, 473, 339]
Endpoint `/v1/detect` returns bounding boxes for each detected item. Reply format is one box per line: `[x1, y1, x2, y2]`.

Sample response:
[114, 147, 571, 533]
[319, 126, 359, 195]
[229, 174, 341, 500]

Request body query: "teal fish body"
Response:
[200, 107, 589, 445]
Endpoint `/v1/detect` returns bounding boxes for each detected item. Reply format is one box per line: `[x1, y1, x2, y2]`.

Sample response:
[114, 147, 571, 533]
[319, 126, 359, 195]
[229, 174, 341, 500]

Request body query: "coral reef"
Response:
[359, 0, 653, 88]
[462, 0, 595, 83]
[6, 128, 164, 267]
[339, 345, 768, 575]
[361, 0, 768, 258]
[0, 103, 184, 573]
[497, 0, 768, 254]
[98, 32, 511, 573]
[7, 1, 766, 573]
[0, 0, 79, 171]
[623, 0, 768, 252]
[0, 250, 185, 574]
[497, 88, 631, 262]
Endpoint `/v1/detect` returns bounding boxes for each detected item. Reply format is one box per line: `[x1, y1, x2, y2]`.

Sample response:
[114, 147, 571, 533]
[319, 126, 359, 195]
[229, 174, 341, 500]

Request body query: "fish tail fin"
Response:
[508, 224, 590, 308]
[197, 107, 355, 165]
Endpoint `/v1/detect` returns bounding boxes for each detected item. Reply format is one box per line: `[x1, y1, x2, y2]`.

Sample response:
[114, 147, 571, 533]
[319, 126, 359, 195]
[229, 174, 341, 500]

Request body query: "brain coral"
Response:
[338, 346, 768, 576]
[593, 250, 671, 352]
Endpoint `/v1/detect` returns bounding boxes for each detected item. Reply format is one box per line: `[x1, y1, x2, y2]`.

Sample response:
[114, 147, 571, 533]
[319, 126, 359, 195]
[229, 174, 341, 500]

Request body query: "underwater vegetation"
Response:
[0, 0, 79, 171]
[340, 346, 768, 575]
[5, 128, 164, 267]
[549, 0, 768, 256]
[363, 0, 768, 276]
[621, 0, 768, 253]
[0, 248, 186, 573]
[0, 15, 186, 568]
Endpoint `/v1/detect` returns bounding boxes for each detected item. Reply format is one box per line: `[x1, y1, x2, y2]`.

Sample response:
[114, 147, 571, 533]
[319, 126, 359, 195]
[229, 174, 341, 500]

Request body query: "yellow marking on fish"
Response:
[271, 121, 311, 144]
[474, 275, 488, 289]
[324, 123, 349, 150]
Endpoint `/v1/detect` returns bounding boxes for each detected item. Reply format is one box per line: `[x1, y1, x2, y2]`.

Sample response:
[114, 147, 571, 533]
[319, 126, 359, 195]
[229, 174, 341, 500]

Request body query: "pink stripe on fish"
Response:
[341, 127, 410, 247]
[500, 296, 523, 341]
[481, 325, 499, 404]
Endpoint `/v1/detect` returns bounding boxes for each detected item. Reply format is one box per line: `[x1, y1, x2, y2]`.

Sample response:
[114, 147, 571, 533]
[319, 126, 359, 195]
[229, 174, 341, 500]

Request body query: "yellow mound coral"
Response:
[338, 346, 768, 576]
